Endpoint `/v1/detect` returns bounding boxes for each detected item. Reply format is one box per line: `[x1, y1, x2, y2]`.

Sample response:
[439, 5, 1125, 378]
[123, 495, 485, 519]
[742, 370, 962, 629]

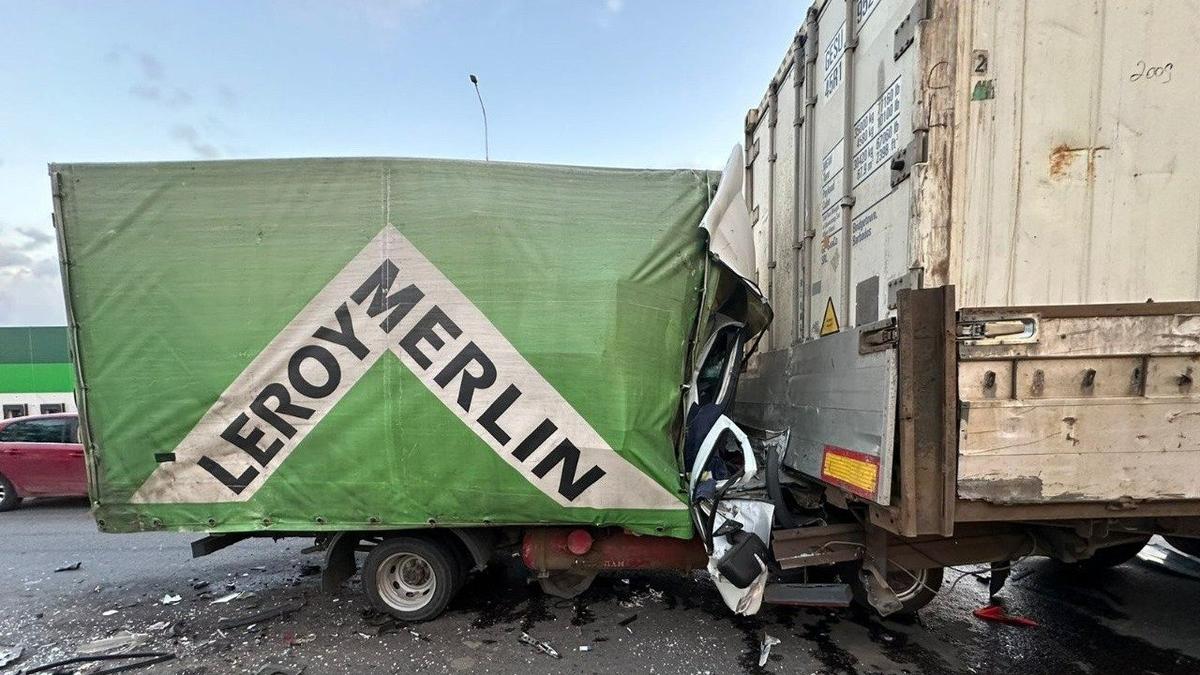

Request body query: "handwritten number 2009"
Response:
[1130, 60, 1174, 83]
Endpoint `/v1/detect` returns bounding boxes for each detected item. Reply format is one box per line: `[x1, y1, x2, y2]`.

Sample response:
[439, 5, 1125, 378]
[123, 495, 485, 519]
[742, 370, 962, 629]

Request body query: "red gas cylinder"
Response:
[521, 527, 707, 573]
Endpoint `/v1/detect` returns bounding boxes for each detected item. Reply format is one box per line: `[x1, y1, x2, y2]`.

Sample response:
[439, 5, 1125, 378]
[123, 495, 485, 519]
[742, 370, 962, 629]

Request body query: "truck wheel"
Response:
[846, 564, 943, 616]
[1075, 537, 1151, 570]
[1165, 536, 1200, 558]
[363, 536, 460, 622]
[0, 473, 21, 512]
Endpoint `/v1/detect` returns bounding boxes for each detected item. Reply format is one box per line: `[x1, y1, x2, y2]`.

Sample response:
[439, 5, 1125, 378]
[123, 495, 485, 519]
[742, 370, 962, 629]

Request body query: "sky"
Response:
[0, 0, 810, 326]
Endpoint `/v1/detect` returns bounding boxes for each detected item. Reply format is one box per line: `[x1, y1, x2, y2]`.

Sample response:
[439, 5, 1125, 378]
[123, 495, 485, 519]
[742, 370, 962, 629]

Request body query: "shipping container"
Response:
[737, 0, 1200, 529]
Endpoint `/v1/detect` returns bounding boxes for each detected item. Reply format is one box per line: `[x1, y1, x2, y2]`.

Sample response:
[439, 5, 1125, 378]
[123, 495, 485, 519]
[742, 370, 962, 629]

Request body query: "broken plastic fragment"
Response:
[972, 604, 1038, 627]
[519, 632, 561, 659]
[54, 561, 82, 572]
[77, 631, 149, 655]
[759, 634, 781, 667]
[160, 593, 182, 605]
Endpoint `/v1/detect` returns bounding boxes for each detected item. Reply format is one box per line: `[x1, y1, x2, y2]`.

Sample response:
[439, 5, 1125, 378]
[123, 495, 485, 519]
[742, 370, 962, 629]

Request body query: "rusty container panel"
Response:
[953, 0, 1200, 307]
[958, 306, 1200, 504]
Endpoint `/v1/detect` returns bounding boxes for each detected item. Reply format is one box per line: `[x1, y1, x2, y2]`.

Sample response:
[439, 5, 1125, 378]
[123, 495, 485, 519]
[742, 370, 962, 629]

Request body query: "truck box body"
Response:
[53, 158, 717, 537]
[736, 0, 1200, 522]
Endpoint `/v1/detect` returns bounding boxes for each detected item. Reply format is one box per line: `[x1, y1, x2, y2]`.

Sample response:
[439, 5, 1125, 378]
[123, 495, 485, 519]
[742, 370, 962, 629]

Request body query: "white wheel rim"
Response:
[377, 552, 437, 611]
[891, 567, 930, 603]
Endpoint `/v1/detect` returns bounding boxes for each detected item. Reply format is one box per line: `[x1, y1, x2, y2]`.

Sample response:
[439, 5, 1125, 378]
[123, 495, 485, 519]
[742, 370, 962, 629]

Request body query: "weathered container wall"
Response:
[953, 0, 1200, 307]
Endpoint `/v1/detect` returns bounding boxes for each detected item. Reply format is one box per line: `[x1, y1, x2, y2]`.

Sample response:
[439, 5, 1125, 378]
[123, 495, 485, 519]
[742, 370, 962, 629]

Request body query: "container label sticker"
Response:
[822, 21, 847, 98]
[130, 227, 685, 512]
[852, 76, 903, 186]
[820, 298, 840, 336]
[820, 445, 879, 499]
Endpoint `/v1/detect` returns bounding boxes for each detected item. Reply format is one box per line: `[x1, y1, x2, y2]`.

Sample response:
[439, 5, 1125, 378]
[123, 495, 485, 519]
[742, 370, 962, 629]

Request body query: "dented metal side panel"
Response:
[736, 326, 896, 506]
[952, 0, 1200, 307]
[958, 305, 1200, 504]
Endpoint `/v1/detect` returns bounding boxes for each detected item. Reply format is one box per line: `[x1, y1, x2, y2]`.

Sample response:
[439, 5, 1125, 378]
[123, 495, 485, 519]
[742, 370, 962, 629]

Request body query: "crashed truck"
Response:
[52, 156, 787, 621]
[54, 0, 1200, 622]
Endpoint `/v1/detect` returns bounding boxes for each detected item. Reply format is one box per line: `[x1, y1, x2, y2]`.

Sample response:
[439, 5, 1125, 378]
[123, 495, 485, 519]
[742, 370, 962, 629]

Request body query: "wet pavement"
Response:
[3, 500, 1200, 674]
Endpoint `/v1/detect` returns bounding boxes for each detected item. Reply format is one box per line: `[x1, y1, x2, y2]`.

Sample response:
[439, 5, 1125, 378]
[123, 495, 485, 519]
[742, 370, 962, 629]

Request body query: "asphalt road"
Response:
[3, 500, 1200, 674]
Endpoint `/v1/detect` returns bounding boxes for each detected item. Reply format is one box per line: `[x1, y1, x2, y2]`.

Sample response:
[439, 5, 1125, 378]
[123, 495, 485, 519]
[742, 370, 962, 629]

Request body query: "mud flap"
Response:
[859, 561, 904, 616]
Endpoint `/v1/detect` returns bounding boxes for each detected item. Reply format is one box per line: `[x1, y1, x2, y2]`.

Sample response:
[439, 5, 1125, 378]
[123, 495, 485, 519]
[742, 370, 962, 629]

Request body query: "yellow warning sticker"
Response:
[819, 297, 840, 336]
[820, 445, 879, 498]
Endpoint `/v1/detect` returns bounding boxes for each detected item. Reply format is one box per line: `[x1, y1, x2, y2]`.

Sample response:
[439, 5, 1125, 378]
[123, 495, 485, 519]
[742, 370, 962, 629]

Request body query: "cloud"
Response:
[107, 46, 235, 159]
[15, 227, 54, 250]
[129, 83, 162, 101]
[0, 264, 66, 326]
[32, 257, 60, 278]
[217, 84, 238, 109]
[138, 52, 165, 81]
[170, 125, 220, 159]
[0, 243, 33, 269]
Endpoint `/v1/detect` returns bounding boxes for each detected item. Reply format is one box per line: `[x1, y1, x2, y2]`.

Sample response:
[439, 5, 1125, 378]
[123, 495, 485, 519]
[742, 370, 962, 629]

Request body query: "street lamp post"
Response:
[469, 74, 489, 161]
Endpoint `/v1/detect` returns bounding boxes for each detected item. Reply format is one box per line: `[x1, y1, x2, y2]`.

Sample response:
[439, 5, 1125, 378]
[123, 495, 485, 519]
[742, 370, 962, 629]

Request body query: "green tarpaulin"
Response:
[54, 157, 717, 538]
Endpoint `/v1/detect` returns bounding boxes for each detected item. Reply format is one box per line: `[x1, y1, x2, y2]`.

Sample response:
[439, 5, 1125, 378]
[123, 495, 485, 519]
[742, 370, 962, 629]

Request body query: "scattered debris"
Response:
[101, 609, 119, 616]
[254, 665, 306, 675]
[973, 604, 1038, 627]
[192, 580, 210, 590]
[283, 632, 316, 646]
[251, 566, 268, 572]
[159, 593, 182, 605]
[54, 561, 82, 572]
[519, 632, 561, 659]
[618, 614, 638, 633]
[211, 591, 247, 604]
[77, 631, 149, 655]
[145, 621, 172, 632]
[759, 634, 781, 667]
[217, 600, 305, 630]
[0, 646, 24, 668]
[578, 645, 592, 652]
[299, 564, 321, 577]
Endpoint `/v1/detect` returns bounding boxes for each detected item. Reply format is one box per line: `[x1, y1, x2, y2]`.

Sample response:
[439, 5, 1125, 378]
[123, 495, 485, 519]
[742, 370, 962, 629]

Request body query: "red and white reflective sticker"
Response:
[819, 445, 879, 499]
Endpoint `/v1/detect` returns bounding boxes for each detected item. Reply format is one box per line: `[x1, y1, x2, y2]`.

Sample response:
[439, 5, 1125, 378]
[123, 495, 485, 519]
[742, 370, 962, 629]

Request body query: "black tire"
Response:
[1165, 536, 1200, 558]
[363, 536, 460, 622]
[1075, 537, 1150, 571]
[443, 537, 473, 592]
[846, 563, 943, 616]
[0, 473, 21, 512]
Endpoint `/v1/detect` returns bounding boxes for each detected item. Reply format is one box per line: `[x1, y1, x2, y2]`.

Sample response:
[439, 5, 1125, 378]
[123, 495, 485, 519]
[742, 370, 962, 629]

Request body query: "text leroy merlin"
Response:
[199, 260, 606, 502]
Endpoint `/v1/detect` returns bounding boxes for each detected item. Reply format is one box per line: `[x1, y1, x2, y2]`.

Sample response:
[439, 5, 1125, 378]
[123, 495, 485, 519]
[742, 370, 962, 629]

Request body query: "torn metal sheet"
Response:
[699, 145, 759, 296]
[1138, 536, 1200, 580]
[518, 632, 561, 659]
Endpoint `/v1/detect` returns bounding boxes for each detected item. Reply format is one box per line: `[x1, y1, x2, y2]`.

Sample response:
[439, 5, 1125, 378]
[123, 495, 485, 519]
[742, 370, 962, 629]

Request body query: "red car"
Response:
[0, 413, 87, 511]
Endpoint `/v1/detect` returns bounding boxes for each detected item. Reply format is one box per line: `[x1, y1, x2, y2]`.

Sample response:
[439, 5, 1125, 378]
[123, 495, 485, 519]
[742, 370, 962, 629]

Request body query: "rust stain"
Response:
[1049, 144, 1109, 180]
[1049, 143, 1076, 178]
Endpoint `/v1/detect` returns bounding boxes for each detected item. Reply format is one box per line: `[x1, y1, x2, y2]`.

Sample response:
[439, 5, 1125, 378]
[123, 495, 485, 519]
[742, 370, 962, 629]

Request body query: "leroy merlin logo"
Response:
[132, 227, 683, 511]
